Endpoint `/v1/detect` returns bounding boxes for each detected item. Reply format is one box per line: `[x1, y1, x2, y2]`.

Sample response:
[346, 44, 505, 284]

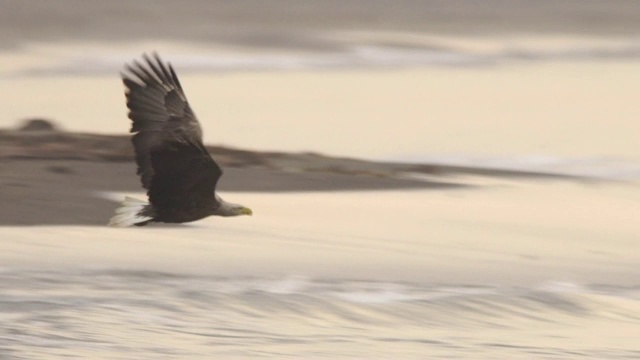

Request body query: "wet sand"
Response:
[0, 159, 451, 226]
[1, 121, 582, 226]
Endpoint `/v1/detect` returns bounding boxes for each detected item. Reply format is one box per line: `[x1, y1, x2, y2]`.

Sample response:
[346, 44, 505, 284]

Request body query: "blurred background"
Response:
[1, 1, 640, 359]
[3, 1, 640, 170]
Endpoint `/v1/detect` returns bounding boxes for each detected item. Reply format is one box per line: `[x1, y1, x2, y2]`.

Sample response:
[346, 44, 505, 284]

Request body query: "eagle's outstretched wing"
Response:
[121, 53, 221, 190]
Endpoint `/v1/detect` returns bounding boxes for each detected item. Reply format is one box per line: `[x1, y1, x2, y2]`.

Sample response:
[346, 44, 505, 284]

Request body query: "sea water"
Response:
[1, 187, 640, 359]
[1, 269, 640, 359]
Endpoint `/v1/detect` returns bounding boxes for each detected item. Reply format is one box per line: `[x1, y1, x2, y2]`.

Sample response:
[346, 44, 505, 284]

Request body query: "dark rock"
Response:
[18, 119, 59, 132]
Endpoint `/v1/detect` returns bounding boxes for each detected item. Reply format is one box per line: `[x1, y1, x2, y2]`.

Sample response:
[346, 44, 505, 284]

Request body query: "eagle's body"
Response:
[109, 53, 252, 227]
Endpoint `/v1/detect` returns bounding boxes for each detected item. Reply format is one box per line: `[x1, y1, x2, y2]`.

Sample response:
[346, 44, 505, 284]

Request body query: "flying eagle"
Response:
[109, 53, 253, 227]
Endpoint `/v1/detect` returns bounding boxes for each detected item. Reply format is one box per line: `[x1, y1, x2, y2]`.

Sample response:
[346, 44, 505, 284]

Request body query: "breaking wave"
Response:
[6, 35, 640, 77]
[1, 269, 640, 358]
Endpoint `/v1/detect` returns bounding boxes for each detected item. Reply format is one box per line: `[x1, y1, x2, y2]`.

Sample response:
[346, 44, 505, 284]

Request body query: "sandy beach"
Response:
[2, 1, 640, 358]
[3, 182, 640, 284]
[2, 182, 640, 359]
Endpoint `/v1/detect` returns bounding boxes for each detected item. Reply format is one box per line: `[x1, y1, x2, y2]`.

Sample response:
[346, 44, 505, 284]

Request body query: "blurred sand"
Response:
[0, 159, 461, 226]
[2, 182, 639, 286]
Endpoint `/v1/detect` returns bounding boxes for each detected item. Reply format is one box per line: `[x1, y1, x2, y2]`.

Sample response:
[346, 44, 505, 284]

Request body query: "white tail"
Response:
[108, 197, 154, 227]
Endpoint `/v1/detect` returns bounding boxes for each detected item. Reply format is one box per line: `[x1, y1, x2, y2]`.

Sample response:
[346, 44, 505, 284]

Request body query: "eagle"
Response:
[109, 53, 253, 227]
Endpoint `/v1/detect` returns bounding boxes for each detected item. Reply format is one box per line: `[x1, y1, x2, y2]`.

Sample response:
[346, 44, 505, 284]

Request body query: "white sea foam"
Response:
[397, 155, 640, 180]
[4, 35, 640, 78]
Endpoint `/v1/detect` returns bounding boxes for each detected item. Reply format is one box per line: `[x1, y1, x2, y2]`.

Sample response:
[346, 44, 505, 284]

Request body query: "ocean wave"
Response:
[2, 270, 639, 319]
[5, 35, 640, 77]
[2, 270, 639, 358]
[396, 155, 640, 180]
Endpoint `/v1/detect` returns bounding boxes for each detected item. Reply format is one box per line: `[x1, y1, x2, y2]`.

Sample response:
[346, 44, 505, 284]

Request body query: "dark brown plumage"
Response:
[109, 53, 252, 227]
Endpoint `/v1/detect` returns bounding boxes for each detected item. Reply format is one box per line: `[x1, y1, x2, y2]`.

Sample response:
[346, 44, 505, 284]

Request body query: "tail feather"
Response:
[108, 197, 154, 227]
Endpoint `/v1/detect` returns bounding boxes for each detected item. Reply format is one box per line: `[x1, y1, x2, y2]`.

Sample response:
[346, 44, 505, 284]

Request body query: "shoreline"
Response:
[0, 124, 586, 226]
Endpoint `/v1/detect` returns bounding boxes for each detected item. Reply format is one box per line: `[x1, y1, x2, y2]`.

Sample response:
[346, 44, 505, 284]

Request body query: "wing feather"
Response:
[169, 65, 184, 91]
[121, 53, 212, 189]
